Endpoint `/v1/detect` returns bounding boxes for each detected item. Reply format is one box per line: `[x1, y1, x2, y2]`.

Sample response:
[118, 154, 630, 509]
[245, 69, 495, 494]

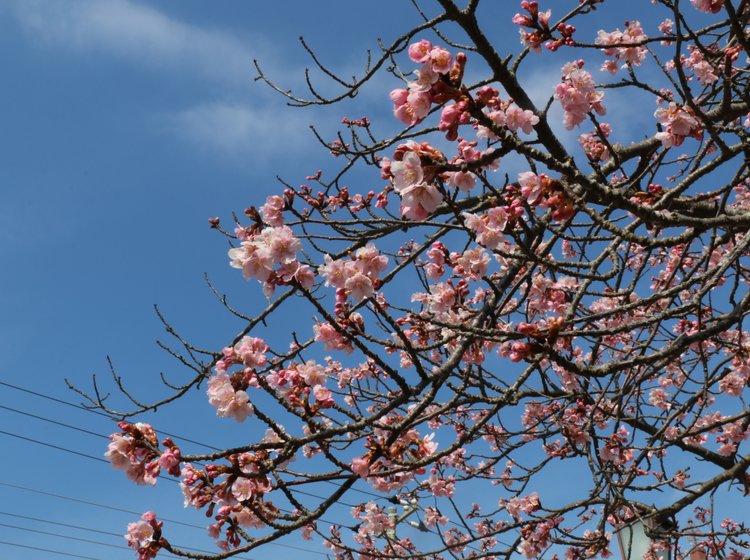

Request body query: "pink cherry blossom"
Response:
[654, 102, 701, 147]
[206, 370, 254, 422]
[504, 104, 540, 134]
[400, 182, 443, 220]
[429, 46, 453, 74]
[518, 171, 544, 205]
[691, 0, 724, 12]
[390, 151, 424, 191]
[555, 61, 606, 129]
[408, 39, 432, 63]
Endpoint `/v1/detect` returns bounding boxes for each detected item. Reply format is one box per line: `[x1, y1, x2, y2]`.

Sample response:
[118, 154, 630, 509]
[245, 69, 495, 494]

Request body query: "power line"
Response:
[0, 380, 388, 502]
[0, 424, 361, 510]
[0, 539, 109, 560]
[0, 428, 109, 464]
[0, 521, 125, 551]
[0, 481, 200, 529]
[0, 403, 365, 508]
[0, 510, 121, 537]
[0, 519, 261, 560]
[0, 403, 108, 439]
[0, 510, 327, 558]
[0, 482, 329, 556]
[0, 380, 219, 450]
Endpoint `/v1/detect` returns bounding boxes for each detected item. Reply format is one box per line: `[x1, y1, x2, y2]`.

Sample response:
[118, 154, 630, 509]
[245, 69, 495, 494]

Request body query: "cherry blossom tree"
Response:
[78, 1, 750, 559]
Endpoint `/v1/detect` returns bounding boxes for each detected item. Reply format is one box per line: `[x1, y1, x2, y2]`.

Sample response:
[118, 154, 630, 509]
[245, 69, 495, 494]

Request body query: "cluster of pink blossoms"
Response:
[266, 359, 335, 410]
[207, 336, 269, 422]
[179, 451, 274, 551]
[125, 512, 162, 560]
[517, 517, 563, 559]
[654, 102, 702, 147]
[386, 146, 442, 220]
[596, 20, 648, 74]
[512, 1, 552, 53]
[681, 45, 719, 85]
[463, 207, 512, 250]
[105, 422, 181, 485]
[578, 122, 612, 162]
[475, 103, 540, 140]
[554, 60, 606, 129]
[512, 2, 575, 53]
[228, 225, 313, 295]
[442, 139, 484, 192]
[350, 421, 438, 492]
[389, 40, 454, 127]
[319, 243, 389, 301]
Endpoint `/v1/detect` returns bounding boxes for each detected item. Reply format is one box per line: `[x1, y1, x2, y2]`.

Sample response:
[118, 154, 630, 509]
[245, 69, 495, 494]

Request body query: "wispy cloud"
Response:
[4, 0, 319, 161]
[162, 102, 316, 163]
[7, 0, 260, 86]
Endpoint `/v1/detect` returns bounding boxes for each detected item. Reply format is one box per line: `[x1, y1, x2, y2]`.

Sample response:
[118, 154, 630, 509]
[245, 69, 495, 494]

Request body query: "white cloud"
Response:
[163, 102, 315, 163]
[5, 0, 318, 160]
[7, 0, 260, 86]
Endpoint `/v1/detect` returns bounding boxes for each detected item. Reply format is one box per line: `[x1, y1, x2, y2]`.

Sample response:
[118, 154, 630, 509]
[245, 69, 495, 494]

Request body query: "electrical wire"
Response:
[0, 481, 202, 528]
[0, 509, 121, 537]
[0, 428, 110, 464]
[0, 482, 329, 556]
[0, 380, 218, 450]
[0, 521, 126, 551]
[0, 380, 387, 501]
[0, 539, 109, 560]
[0, 519, 263, 560]
[0, 402, 364, 508]
[0, 422, 362, 510]
[0, 384, 482, 554]
[0, 403, 108, 439]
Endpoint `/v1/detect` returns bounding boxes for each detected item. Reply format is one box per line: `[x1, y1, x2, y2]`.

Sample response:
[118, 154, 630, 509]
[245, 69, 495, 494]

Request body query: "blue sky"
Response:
[1, 1, 740, 559]
[0, 1, 422, 558]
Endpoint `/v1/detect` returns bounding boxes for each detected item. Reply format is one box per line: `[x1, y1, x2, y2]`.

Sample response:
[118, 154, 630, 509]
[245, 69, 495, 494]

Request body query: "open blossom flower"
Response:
[429, 46, 453, 74]
[391, 88, 432, 126]
[313, 322, 353, 353]
[229, 241, 273, 281]
[596, 20, 648, 70]
[453, 247, 490, 281]
[345, 271, 374, 301]
[387, 149, 443, 219]
[228, 225, 302, 282]
[408, 39, 432, 63]
[518, 171, 544, 205]
[444, 167, 476, 191]
[463, 207, 508, 249]
[682, 45, 718, 85]
[126, 519, 154, 550]
[231, 476, 271, 502]
[259, 195, 285, 226]
[319, 243, 388, 300]
[207, 370, 254, 422]
[423, 506, 449, 528]
[234, 336, 268, 368]
[555, 60, 605, 129]
[125, 512, 161, 560]
[504, 104, 539, 134]
[691, 0, 724, 12]
[476, 109, 507, 140]
[400, 182, 443, 220]
[105, 423, 159, 486]
[390, 151, 423, 191]
[654, 102, 701, 147]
